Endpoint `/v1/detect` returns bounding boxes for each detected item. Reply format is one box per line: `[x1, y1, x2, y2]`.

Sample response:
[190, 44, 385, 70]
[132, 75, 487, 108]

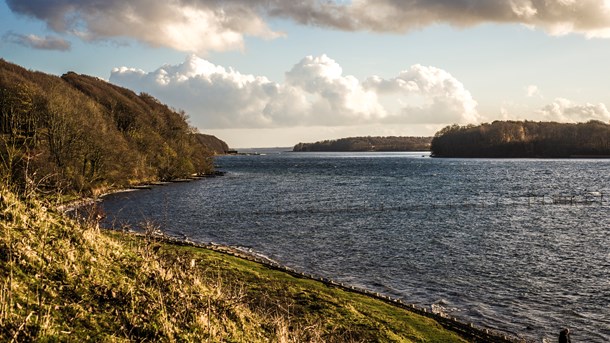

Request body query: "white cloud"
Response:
[364, 66, 480, 124]
[537, 98, 610, 122]
[8, 0, 610, 54]
[284, 55, 386, 124]
[110, 54, 480, 129]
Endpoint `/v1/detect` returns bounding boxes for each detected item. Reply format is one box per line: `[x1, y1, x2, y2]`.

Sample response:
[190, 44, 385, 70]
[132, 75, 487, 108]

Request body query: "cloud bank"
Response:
[2, 32, 71, 51]
[8, 0, 610, 53]
[538, 98, 610, 122]
[6, 0, 282, 53]
[110, 54, 480, 129]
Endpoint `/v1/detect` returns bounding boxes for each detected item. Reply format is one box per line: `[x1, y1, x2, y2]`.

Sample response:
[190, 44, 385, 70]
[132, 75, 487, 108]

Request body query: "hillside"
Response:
[431, 120, 610, 158]
[194, 133, 230, 155]
[294, 136, 432, 152]
[0, 59, 228, 194]
[0, 187, 471, 342]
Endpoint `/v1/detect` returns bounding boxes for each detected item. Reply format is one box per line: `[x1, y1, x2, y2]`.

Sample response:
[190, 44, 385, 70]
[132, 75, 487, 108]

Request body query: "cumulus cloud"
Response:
[110, 54, 479, 129]
[2, 32, 71, 51]
[8, 1, 610, 54]
[364, 66, 480, 124]
[537, 98, 610, 122]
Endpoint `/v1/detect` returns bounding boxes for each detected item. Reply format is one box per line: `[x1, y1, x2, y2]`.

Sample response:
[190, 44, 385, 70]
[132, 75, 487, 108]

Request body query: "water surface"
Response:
[101, 152, 610, 342]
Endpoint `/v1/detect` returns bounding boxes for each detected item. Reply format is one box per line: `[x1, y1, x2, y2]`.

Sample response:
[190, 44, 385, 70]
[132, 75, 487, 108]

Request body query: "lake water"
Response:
[100, 151, 610, 342]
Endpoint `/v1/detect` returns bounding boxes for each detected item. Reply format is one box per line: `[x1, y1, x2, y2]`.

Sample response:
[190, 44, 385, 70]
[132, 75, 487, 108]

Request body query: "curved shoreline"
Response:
[56, 175, 220, 213]
[72, 178, 528, 342]
[138, 232, 527, 343]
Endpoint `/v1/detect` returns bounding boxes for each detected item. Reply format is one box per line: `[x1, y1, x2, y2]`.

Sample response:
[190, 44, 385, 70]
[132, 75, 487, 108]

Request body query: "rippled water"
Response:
[100, 152, 610, 342]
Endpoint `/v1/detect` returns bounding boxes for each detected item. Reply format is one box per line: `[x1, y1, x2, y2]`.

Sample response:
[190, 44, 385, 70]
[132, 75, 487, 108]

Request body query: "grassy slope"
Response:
[0, 188, 467, 342]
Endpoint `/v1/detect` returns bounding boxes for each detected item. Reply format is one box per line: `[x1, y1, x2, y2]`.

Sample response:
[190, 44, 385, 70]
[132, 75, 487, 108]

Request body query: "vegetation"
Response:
[194, 134, 230, 155]
[0, 187, 468, 342]
[293, 136, 432, 152]
[0, 59, 227, 196]
[431, 120, 610, 158]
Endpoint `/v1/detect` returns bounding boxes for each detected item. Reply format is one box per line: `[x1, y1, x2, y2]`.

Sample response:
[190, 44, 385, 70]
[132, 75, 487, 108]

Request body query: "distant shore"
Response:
[293, 136, 432, 152]
[431, 121, 610, 158]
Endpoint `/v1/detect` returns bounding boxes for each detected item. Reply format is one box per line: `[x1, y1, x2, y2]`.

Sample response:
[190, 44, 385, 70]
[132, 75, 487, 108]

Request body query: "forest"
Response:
[431, 120, 610, 158]
[0, 59, 228, 195]
[293, 136, 432, 152]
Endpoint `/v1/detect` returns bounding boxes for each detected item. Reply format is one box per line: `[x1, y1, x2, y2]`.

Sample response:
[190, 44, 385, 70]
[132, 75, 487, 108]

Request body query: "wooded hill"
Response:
[0, 59, 228, 194]
[194, 133, 229, 155]
[293, 136, 432, 152]
[431, 120, 610, 158]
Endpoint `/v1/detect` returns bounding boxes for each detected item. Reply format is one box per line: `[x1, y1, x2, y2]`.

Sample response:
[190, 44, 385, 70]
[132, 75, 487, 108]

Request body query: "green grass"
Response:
[0, 187, 468, 342]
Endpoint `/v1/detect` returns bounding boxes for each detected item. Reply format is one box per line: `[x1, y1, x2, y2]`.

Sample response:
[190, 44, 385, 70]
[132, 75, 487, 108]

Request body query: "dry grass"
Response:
[0, 187, 467, 342]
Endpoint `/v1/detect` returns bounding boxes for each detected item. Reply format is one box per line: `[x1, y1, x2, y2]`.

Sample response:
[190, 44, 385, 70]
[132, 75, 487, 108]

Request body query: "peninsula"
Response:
[431, 120, 610, 158]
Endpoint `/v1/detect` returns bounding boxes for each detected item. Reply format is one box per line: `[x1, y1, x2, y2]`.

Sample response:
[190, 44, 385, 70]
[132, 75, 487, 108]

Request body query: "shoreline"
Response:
[130, 231, 526, 343]
[56, 174, 223, 213]
[67, 177, 526, 342]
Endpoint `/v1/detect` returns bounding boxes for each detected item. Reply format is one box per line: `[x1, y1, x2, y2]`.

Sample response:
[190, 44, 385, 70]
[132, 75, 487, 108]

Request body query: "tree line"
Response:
[293, 136, 432, 152]
[0, 59, 228, 195]
[431, 120, 610, 158]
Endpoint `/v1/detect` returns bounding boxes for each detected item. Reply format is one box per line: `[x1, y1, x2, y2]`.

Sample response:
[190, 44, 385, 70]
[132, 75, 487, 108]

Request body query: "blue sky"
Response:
[2, 0, 610, 147]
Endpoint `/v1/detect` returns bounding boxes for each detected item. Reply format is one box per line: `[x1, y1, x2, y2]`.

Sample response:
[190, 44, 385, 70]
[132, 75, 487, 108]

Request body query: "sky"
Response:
[2, 1, 610, 148]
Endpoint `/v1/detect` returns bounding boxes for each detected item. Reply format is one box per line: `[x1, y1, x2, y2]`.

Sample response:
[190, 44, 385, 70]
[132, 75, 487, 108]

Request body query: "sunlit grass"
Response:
[0, 187, 467, 342]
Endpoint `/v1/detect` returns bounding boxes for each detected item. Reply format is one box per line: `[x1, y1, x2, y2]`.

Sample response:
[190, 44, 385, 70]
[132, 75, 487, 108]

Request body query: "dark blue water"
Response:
[101, 152, 610, 342]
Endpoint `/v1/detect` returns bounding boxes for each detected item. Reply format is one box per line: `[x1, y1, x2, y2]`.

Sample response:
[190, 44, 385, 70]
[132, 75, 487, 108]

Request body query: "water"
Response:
[100, 152, 610, 342]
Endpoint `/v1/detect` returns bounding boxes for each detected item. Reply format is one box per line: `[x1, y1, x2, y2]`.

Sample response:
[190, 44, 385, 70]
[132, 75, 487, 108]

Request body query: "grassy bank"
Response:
[1, 188, 470, 342]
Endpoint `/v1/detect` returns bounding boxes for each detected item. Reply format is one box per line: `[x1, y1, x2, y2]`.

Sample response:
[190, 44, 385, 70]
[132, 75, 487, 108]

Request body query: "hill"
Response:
[0, 59, 228, 194]
[294, 136, 432, 152]
[431, 120, 610, 158]
[194, 133, 230, 155]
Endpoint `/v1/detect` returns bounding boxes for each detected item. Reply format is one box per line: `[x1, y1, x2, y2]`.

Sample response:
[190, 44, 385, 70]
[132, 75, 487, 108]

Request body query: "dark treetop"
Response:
[294, 136, 432, 152]
[0, 58, 227, 193]
[431, 120, 610, 158]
